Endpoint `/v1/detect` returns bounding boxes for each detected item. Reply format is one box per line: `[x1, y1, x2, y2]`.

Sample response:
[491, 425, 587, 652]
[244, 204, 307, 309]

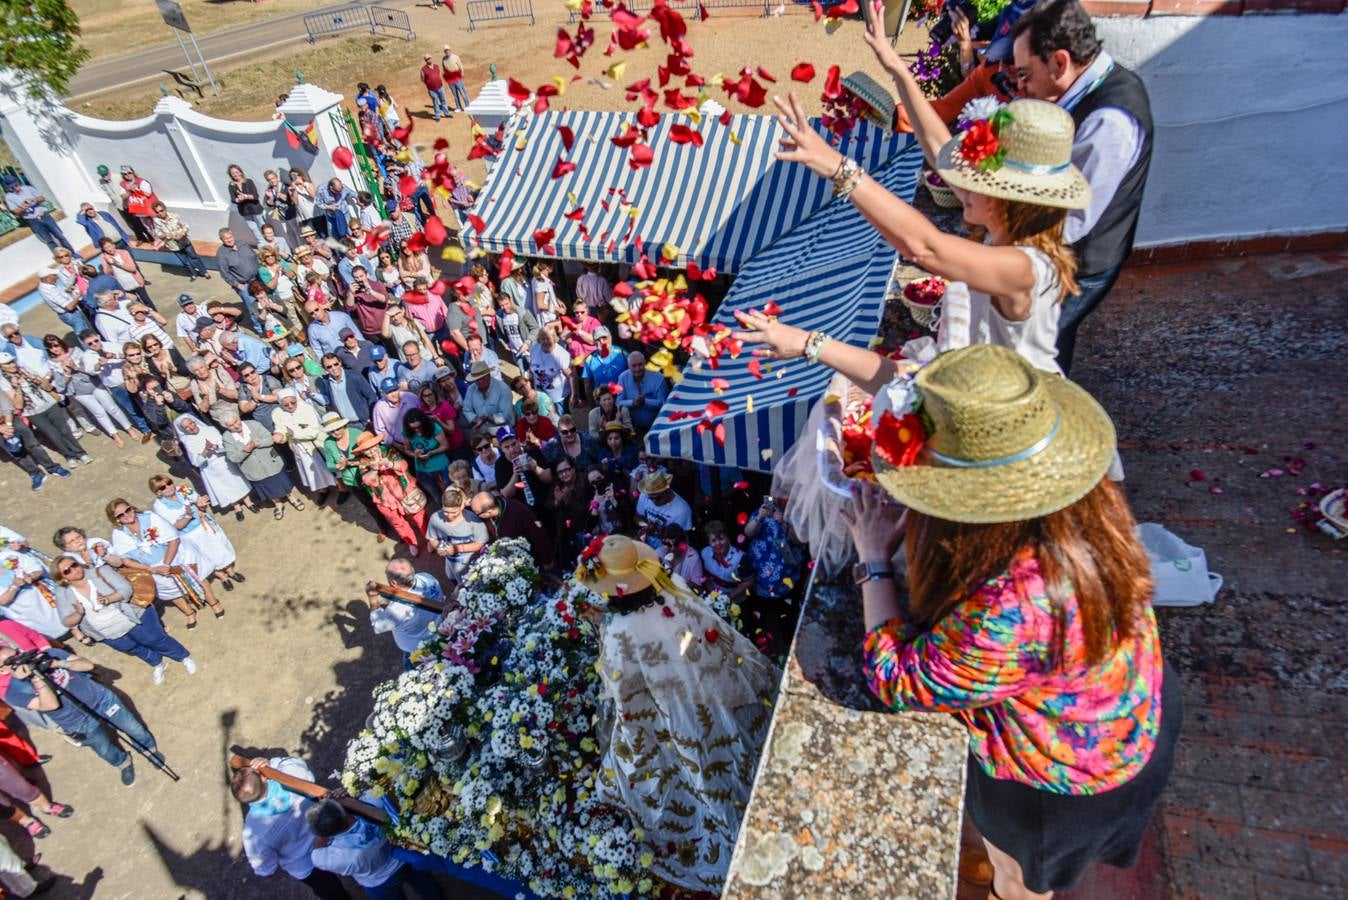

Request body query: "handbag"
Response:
[401, 486, 428, 515]
[125, 568, 159, 608]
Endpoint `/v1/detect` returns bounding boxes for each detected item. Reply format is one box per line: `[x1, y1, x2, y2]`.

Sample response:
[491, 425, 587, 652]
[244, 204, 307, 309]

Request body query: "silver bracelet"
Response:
[831, 157, 859, 196]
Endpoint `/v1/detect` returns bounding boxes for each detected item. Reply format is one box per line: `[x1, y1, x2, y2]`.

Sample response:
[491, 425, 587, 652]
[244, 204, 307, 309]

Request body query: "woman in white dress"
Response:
[576, 535, 779, 893]
[271, 389, 338, 502]
[148, 474, 242, 590]
[106, 497, 224, 629]
[174, 415, 253, 520]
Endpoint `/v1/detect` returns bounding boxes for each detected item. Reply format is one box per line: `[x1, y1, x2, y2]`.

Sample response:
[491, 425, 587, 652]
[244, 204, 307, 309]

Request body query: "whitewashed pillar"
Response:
[0, 71, 99, 218]
[276, 84, 353, 190]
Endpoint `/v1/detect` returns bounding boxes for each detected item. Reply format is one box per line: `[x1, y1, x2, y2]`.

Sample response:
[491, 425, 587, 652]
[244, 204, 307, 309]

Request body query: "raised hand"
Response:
[732, 308, 809, 361]
[771, 93, 843, 179]
[862, 0, 905, 75]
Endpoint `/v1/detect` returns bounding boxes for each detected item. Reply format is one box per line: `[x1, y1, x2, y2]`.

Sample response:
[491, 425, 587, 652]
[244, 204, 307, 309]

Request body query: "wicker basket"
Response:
[840, 71, 896, 128]
[924, 171, 961, 208]
[902, 295, 941, 330]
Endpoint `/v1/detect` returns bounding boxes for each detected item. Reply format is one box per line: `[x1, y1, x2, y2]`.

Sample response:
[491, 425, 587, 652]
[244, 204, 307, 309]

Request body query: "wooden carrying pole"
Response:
[228, 755, 389, 824]
[369, 582, 446, 615]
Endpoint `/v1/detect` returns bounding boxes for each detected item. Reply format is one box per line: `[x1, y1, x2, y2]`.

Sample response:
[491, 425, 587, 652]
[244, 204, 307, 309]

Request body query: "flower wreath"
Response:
[871, 373, 931, 469]
[959, 105, 1014, 174]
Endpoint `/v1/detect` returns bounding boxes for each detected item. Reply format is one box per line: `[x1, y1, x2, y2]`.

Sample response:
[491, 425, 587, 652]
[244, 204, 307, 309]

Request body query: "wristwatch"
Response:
[852, 561, 895, 586]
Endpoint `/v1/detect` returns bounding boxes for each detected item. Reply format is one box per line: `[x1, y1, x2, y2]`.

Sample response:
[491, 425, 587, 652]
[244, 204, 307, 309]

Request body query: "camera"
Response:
[6, 649, 54, 672]
[929, 0, 978, 47]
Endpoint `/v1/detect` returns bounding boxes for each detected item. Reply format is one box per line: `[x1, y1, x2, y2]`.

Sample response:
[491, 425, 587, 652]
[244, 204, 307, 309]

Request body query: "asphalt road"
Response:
[66, 0, 418, 101]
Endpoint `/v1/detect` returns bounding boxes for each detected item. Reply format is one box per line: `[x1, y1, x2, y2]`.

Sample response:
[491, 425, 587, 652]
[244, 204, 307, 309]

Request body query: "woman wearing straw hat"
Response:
[764, 9, 1091, 376]
[353, 431, 428, 554]
[575, 534, 779, 893]
[752, 345, 1177, 899]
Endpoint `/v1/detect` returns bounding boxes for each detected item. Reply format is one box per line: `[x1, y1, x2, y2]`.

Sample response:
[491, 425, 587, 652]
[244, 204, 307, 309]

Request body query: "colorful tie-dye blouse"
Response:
[863, 550, 1162, 795]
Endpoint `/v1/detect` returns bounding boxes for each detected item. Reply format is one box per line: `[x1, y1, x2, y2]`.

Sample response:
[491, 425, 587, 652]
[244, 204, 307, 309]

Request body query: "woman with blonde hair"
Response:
[763, 13, 1087, 375]
[149, 473, 242, 589]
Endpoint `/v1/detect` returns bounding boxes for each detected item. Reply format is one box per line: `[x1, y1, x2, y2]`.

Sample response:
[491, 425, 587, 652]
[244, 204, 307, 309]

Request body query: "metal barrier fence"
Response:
[304, 4, 415, 42]
[467, 0, 536, 31]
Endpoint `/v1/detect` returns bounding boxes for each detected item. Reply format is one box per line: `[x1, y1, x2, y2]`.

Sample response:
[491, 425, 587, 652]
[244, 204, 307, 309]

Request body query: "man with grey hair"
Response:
[37, 265, 89, 339]
[186, 354, 239, 424]
[615, 350, 669, 432]
[92, 290, 136, 349]
[307, 796, 442, 898]
[216, 228, 263, 331]
[363, 556, 441, 665]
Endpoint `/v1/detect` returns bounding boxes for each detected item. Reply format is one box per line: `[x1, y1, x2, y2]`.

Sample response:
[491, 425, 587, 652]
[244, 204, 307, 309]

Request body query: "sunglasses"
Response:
[114, 507, 134, 518]
[558, 428, 576, 436]
[285, 366, 303, 373]
[58, 562, 83, 576]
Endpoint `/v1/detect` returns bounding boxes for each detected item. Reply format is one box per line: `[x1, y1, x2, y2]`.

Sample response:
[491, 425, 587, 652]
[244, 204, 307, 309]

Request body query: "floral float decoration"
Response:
[341, 538, 758, 898]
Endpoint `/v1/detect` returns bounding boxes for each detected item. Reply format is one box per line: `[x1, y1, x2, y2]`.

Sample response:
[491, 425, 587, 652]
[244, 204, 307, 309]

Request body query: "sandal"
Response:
[234, 509, 245, 522]
[290, 496, 306, 511]
[220, 578, 233, 592]
[211, 606, 225, 620]
[185, 614, 198, 630]
[23, 818, 49, 839]
[43, 803, 73, 818]
[230, 572, 245, 584]
[273, 506, 285, 520]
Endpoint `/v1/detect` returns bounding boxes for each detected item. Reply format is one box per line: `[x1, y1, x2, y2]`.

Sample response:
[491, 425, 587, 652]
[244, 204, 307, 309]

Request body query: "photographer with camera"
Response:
[0, 643, 162, 786]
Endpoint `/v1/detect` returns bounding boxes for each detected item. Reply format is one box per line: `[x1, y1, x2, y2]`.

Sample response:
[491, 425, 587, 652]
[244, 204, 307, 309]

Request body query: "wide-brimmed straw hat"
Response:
[872, 345, 1115, 523]
[321, 412, 350, 433]
[935, 99, 1090, 211]
[577, 534, 663, 597]
[637, 470, 672, 495]
[467, 360, 492, 380]
[353, 431, 383, 454]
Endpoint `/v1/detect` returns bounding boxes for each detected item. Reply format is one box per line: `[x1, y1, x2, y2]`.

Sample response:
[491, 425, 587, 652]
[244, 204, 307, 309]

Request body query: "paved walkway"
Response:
[67, 0, 418, 100]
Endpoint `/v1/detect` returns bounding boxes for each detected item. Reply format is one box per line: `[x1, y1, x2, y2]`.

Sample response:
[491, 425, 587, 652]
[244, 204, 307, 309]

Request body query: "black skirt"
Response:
[964, 663, 1182, 893]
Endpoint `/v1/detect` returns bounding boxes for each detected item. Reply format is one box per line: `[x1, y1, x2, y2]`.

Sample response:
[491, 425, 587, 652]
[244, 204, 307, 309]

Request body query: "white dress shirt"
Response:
[242, 757, 320, 880]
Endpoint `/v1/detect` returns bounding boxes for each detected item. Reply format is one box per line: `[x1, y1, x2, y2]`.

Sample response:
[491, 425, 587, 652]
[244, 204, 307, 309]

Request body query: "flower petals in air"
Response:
[791, 62, 816, 83]
[331, 147, 354, 170]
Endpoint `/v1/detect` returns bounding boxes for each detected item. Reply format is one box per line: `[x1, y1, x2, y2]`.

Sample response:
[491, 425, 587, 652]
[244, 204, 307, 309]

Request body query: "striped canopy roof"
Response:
[462, 109, 913, 274]
[644, 137, 924, 471]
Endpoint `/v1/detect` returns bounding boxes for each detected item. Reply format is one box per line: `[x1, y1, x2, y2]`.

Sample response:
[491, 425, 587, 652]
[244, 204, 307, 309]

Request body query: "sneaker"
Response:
[50, 466, 71, 478]
[151, 662, 166, 685]
[79, 455, 93, 466]
[182, 656, 197, 675]
[64, 457, 79, 469]
[120, 761, 136, 786]
[30, 473, 45, 492]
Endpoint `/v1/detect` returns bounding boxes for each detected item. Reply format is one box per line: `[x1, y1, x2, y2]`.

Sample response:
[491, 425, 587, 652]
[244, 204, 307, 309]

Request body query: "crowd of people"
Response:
[0, 1, 1183, 897]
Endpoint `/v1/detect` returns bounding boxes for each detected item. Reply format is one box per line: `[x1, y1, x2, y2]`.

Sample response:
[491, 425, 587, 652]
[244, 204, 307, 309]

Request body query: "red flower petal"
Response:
[533, 227, 556, 248]
[497, 248, 514, 281]
[563, 207, 585, 221]
[707, 399, 729, 417]
[668, 124, 703, 147]
[433, 137, 449, 151]
[662, 606, 675, 617]
[762, 300, 782, 316]
[507, 78, 531, 106]
[1189, 469, 1206, 481]
[557, 125, 575, 152]
[791, 62, 816, 83]
[710, 377, 730, 391]
[825, 0, 858, 15]
[555, 27, 574, 59]
[466, 213, 487, 234]
[736, 512, 749, 526]
[811, 0, 823, 20]
[757, 66, 777, 83]
[704, 628, 720, 643]
[551, 158, 577, 179]
[331, 147, 354, 170]
[718, 109, 732, 127]
[628, 144, 654, 170]
[747, 358, 763, 379]
[423, 216, 448, 246]
[713, 423, 726, 446]
[397, 174, 418, 197]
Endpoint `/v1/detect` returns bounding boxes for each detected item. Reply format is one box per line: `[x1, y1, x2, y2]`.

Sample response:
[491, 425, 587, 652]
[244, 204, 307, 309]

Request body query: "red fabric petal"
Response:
[466, 213, 487, 234]
[757, 66, 777, 83]
[555, 27, 574, 59]
[823, 64, 843, 101]
[507, 78, 531, 105]
[397, 174, 418, 197]
[497, 248, 514, 281]
[433, 137, 449, 151]
[558, 125, 576, 152]
[452, 276, 477, 298]
[710, 377, 730, 391]
[707, 399, 729, 417]
[533, 227, 556, 248]
[791, 62, 816, 83]
[331, 146, 354, 170]
[551, 158, 577, 179]
[405, 232, 428, 253]
[762, 300, 782, 316]
[747, 358, 763, 379]
[713, 423, 726, 446]
[668, 124, 703, 147]
[563, 207, 585, 221]
[825, 0, 858, 15]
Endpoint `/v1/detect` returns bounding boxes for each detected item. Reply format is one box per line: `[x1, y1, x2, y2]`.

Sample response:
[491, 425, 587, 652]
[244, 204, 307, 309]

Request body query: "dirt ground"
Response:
[73, 4, 933, 184]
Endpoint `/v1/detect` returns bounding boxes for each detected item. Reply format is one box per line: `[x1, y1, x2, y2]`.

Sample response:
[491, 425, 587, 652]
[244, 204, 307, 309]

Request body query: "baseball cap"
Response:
[178, 293, 195, 307]
[983, 0, 1038, 63]
[1, 175, 19, 188]
[494, 426, 514, 443]
[286, 344, 306, 358]
[593, 325, 611, 339]
[119, 165, 134, 174]
[338, 327, 356, 339]
[370, 345, 387, 361]
[0, 348, 15, 362]
[379, 376, 400, 393]
[96, 164, 110, 176]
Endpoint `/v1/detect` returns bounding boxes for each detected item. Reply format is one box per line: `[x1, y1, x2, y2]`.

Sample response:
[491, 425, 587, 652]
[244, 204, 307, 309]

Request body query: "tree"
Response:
[0, 0, 90, 97]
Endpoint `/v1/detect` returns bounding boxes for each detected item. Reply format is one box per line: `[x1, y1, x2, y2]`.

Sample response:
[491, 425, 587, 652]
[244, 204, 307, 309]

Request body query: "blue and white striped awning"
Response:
[462, 109, 913, 274]
[644, 137, 924, 472]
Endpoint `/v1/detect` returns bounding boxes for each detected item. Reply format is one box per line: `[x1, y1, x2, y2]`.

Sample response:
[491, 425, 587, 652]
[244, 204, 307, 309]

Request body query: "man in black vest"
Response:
[1012, 0, 1153, 374]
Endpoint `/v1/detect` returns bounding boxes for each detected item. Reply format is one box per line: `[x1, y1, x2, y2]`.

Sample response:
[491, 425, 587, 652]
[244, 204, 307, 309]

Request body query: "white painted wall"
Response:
[1096, 12, 1348, 248]
[0, 78, 355, 248]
